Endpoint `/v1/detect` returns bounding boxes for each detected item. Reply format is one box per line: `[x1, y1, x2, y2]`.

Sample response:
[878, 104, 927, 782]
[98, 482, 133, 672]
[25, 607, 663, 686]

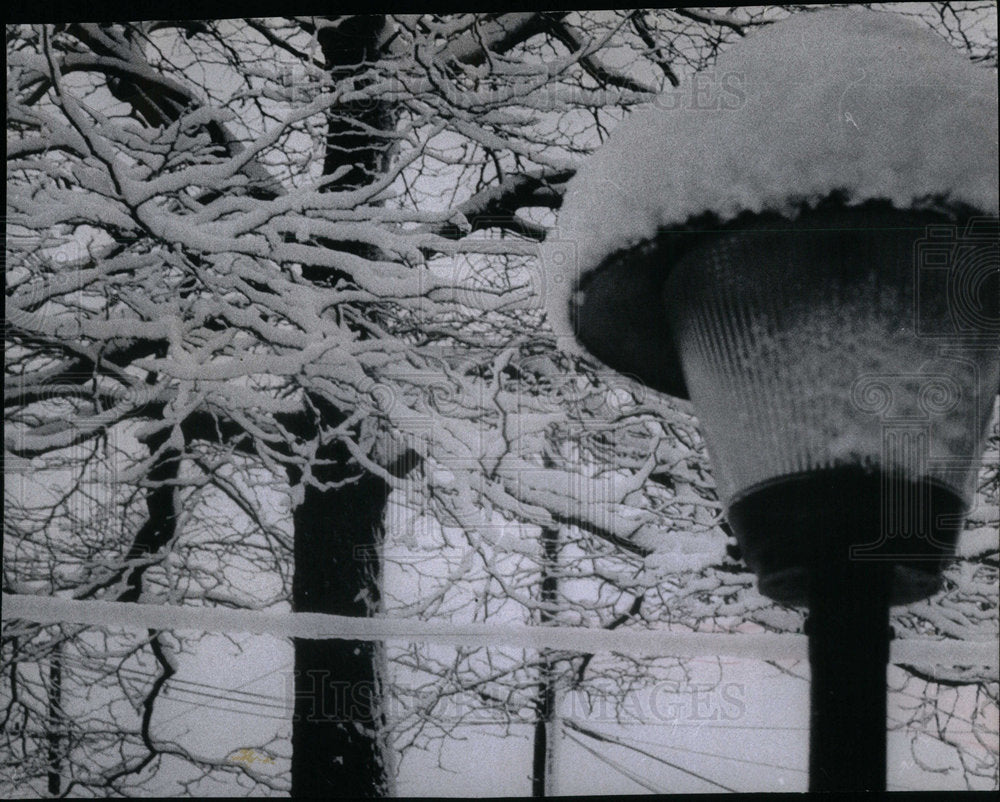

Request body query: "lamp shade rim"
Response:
[549, 8, 998, 294]
[569, 196, 997, 401]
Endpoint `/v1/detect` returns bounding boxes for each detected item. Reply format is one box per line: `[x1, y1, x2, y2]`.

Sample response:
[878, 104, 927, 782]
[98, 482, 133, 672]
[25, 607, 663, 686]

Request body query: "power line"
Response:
[56, 653, 290, 706]
[153, 694, 290, 722]
[587, 725, 807, 775]
[49, 654, 293, 723]
[565, 719, 738, 792]
[562, 730, 670, 794]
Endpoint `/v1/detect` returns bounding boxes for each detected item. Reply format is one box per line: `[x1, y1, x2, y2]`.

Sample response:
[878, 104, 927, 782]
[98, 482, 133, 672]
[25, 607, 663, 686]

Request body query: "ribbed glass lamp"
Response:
[544, 9, 999, 791]
[661, 203, 999, 604]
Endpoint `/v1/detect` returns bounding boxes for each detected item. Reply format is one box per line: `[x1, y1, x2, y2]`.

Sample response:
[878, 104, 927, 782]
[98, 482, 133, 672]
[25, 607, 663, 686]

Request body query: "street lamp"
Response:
[543, 9, 998, 792]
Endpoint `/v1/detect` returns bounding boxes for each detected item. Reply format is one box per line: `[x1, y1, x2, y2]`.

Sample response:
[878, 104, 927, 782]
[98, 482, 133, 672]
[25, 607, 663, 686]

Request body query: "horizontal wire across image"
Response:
[4, 593, 997, 671]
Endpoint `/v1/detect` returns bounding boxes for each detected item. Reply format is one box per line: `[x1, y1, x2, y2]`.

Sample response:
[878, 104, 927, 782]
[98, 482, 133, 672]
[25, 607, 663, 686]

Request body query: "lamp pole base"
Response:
[725, 468, 933, 791]
[806, 555, 891, 792]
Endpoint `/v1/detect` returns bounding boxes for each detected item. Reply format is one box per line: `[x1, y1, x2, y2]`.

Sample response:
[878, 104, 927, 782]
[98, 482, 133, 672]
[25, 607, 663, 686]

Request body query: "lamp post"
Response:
[543, 9, 999, 792]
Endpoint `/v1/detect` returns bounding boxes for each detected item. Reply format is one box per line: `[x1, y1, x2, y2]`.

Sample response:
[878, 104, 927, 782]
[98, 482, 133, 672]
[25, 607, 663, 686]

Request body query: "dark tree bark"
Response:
[532, 526, 560, 797]
[317, 16, 396, 192]
[119, 431, 181, 604]
[46, 647, 62, 796]
[285, 401, 391, 797]
[287, 16, 398, 797]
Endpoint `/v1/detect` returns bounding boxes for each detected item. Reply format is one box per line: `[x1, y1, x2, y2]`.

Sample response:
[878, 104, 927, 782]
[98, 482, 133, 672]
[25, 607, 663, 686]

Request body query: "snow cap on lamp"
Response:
[542, 8, 999, 398]
[541, 8, 999, 604]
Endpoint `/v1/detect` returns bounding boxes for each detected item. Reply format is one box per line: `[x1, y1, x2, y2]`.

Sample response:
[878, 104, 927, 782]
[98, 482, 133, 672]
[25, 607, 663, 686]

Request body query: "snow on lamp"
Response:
[542, 9, 999, 606]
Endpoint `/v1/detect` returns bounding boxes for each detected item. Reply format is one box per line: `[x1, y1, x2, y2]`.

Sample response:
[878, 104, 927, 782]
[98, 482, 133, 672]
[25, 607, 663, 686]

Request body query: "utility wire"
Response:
[56, 653, 290, 705]
[562, 730, 669, 794]
[52, 655, 292, 722]
[565, 719, 738, 792]
[588, 726, 807, 775]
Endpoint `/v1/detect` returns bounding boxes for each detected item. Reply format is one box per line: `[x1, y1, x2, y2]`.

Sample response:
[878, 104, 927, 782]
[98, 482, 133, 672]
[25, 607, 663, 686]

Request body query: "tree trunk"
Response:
[287, 403, 391, 796]
[532, 526, 560, 797]
[46, 645, 62, 797]
[288, 16, 398, 797]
